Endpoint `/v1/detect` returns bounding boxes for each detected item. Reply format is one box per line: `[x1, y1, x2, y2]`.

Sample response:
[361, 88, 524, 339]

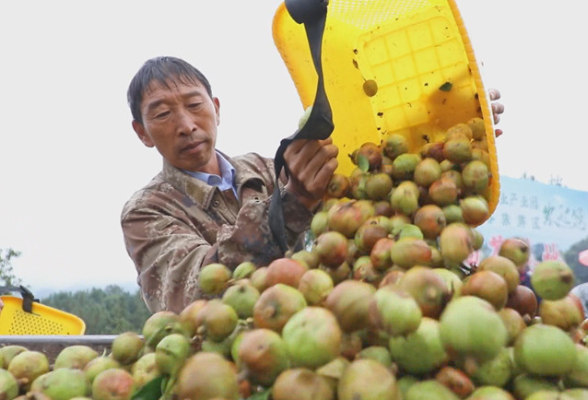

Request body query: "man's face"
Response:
[133, 79, 221, 174]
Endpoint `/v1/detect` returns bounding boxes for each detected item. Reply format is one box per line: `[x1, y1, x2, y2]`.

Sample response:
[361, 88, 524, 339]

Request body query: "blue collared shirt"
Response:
[183, 152, 238, 199]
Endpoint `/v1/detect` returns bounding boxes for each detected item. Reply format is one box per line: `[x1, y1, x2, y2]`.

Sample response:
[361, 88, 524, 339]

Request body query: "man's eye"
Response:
[188, 103, 201, 109]
[154, 111, 170, 119]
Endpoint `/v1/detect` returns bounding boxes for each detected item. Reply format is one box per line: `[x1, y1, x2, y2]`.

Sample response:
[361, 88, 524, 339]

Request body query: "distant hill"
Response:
[28, 281, 141, 301]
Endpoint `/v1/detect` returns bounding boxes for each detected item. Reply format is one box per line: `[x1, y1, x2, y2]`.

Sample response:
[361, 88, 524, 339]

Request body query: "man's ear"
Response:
[213, 97, 221, 126]
[132, 120, 155, 148]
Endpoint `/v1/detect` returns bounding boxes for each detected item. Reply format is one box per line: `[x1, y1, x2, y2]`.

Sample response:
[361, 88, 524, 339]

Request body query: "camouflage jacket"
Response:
[121, 152, 313, 313]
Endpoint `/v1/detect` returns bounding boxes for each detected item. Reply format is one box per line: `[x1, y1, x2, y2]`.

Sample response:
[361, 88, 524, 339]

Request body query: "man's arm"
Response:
[122, 167, 315, 313]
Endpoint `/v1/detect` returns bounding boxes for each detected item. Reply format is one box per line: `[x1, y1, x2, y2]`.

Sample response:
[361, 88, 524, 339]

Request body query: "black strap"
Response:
[269, 0, 335, 253]
[0, 285, 39, 313]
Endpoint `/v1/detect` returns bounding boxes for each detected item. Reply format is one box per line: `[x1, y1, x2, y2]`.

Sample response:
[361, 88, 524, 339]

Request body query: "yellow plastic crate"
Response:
[0, 295, 86, 335]
[272, 0, 500, 216]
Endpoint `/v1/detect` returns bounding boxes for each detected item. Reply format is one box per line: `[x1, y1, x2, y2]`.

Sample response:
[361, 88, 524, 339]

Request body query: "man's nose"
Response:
[175, 108, 197, 135]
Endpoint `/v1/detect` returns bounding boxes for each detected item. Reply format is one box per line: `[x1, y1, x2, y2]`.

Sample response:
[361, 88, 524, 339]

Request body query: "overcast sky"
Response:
[0, 0, 586, 295]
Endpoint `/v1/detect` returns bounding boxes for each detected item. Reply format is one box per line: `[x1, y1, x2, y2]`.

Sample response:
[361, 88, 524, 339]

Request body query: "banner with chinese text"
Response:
[473, 176, 588, 272]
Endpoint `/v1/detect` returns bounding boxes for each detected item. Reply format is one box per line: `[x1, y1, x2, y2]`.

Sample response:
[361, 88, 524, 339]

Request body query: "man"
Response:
[122, 56, 338, 313]
[122, 56, 505, 314]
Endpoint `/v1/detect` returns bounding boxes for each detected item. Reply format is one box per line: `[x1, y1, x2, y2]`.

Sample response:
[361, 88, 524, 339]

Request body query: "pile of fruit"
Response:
[2, 118, 588, 400]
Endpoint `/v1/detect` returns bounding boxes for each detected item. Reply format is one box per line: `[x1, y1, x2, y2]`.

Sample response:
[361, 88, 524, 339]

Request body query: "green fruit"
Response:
[110, 331, 144, 365]
[363, 79, 378, 97]
[222, 280, 260, 319]
[382, 133, 409, 160]
[0, 345, 27, 369]
[514, 323, 577, 376]
[564, 388, 588, 400]
[564, 345, 588, 388]
[131, 353, 161, 390]
[371, 285, 422, 337]
[175, 352, 240, 400]
[54, 345, 99, 370]
[232, 261, 256, 280]
[142, 311, 186, 348]
[0, 369, 18, 400]
[405, 379, 460, 400]
[355, 346, 392, 367]
[31, 368, 91, 400]
[467, 385, 516, 400]
[83, 355, 121, 385]
[389, 318, 448, 375]
[198, 263, 232, 295]
[512, 373, 560, 399]
[155, 332, 192, 375]
[439, 296, 508, 364]
[531, 260, 575, 301]
[468, 347, 513, 387]
[282, 307, 342, 369]
[338, 359, 398, 400]
[7, 350, 50, 391]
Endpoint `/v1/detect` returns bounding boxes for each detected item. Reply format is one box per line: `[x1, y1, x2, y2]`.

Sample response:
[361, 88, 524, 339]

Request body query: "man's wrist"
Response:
[283, 185, 320, 211]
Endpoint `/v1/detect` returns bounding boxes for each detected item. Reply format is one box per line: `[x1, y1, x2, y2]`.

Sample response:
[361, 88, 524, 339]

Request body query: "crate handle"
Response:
[0, 285, 39, 313]
[269, 0, 334, 253]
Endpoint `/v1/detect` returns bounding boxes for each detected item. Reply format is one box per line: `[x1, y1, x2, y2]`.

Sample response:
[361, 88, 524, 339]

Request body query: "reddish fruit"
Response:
[477, 255, 520, 295]
[271, 368, 334, 400]
[237, 329, 290, 387]
[413, 204, 447, 240]
[429, 177, 459, 207]
[390, 237, 432, 270]
[506, 285, 539, 319]
[461, 270, 509, 310]
[398, 266, 451, 319]
[354, 222, 389, 254]
[253, 284, 307, 333]
[337, 359, 397, 400]
[435, 366, 475, 398]
[298, 269, 334, 306]
[325, 280, 376, 333]
[266, 257, 308, 288]
[314, 231, 349, 268]
[382, 133, 409, 160]
[92, 368, 135, 400]
[175, 352, 239, 400]
[326, 174, 351, 199]
[498, 237, 530, 271]
[370, 237, 395, 271]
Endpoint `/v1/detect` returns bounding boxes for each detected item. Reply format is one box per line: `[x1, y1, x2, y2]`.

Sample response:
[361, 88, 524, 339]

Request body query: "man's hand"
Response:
[489, 88, 505, 137]
[284, 137, 339, 210]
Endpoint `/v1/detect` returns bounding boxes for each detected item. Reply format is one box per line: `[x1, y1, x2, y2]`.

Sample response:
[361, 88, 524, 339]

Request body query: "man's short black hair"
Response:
[127, 56, 213, 124]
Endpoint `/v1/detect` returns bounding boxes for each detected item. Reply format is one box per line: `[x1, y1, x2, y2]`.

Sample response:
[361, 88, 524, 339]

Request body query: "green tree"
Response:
[564, 236, 588, 285]
[41, 285, 152, 334]
[0, 248, 24, 289]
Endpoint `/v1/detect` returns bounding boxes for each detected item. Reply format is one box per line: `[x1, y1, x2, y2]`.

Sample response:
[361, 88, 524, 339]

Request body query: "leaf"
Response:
[131, 376, 165, 400]
[245, 389, 272, 400]
[439, 81, 453, 92]
[357, 154, 369, 172]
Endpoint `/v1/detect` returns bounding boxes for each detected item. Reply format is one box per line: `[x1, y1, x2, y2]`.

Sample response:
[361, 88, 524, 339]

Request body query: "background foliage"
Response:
[40, 285, 152, 334]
